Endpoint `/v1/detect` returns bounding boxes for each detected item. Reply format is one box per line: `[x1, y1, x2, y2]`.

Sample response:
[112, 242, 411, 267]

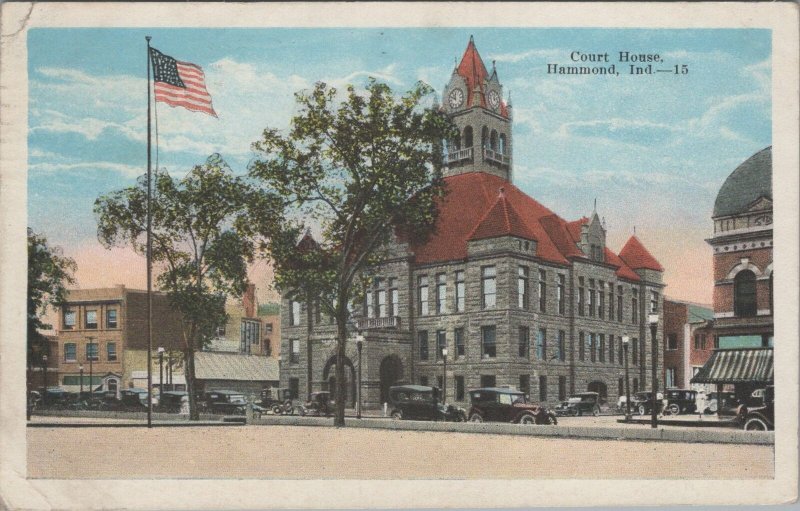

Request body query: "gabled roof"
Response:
[469, 188, 536, 241]
[603, 247, 641, 281]
[455, 36, 509, 118]
[296, 231, 319, 252]
[565, 217, 589, 243]
[540, 214, 584, 259]
[619, 235, 664, 272]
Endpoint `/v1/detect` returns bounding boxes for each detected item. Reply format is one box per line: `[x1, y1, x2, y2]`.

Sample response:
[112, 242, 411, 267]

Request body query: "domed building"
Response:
[707, 146, 773, 348]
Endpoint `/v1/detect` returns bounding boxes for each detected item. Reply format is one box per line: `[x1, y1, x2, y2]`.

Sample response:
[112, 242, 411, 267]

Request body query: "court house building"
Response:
[279, 37, 665, 409]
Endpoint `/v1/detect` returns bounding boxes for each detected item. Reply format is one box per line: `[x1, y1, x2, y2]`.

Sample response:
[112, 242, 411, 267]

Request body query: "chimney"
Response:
[243, 283, 256, 318]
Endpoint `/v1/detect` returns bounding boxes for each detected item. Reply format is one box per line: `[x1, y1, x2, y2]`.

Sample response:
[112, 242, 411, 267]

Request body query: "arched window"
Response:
[490, 129, 498, 151]
[463, 126, 473, 148]
[499, 133, 507, 154]
[450, 130, 461, 151]
[734, 270, 757, 317]
[481, 126, 489, 148]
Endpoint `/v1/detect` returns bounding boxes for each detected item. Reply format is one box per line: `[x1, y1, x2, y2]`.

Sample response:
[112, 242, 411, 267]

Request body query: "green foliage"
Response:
[27, 228, 76, 362]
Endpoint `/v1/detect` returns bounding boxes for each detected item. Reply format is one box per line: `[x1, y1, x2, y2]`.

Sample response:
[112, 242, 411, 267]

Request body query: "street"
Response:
[28, 423, 773, 479]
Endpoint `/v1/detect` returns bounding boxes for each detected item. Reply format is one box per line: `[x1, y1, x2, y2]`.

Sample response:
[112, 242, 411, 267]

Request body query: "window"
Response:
[617, 285, 623, 322]
[481, 325, 496, 358]
[482, 267, 496, 308]
[216, 325, 226, 338]
[64, 343, 76, 362]
[608, 335, 614, 364]
[588, 279, 596, 318]
[558, 330, 566, 361]
[518, 326, 530, 358]
[389, 278, 399, 317]
[314, 299, 322, 324]
[436, 273, 447, 314]
[665, 368, 676, 388]
[107, 342, 117, 361]
[535, 328, 546, 360]
[667, 334, 678, 351]
[420, 376, 429, 386]
[86, 342, 98, 361]
[578, 277, 585, 316]
[106, 309, 118, 329]
[557, 274, 566, 314]
[598, 281, 605, 319]
[481, 375, 496, 388]
[63, 310, 76, 330]
[455, 271, 465, 312]
[518, 266, 529, 309]
[618, 339, 623, 364]
[734, 270, 757, 317]
[436, 330, 446, 360]
[290, 301, 301, 326]
[618, 378, 624, 398]
[418, 275, 429, 316]
[455, 328, 465, 358]
[85, 310, 98, 329]
[633, 378, 639, 393]
[377, 289, 387, 318]
[558, 376, 567, 400]
[589, 334, 596, 362]
[609, 285, 615, 321]
[539, 376, 548, 401]
[632, 337, 639, 365]
[519, 375, 530, 396]
[632, 288, 639, 324]
[538, 270, 547, 312]
[579, 331, 585, 361]
[694, 334, 704, 350]
[365, 290, 374, 318]
[288, 378, 299, 399]
[290, 339, 300, 363]
[650, 291, 659, 314]
[437, 375, 444, 391]
[599, 334, 605, 362]
[455, 376, 465, 401]
[418, 331, 429, 360]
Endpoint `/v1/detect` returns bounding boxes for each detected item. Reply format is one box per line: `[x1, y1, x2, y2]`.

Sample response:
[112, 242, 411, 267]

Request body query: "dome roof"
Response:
[713, 146, 772, 218]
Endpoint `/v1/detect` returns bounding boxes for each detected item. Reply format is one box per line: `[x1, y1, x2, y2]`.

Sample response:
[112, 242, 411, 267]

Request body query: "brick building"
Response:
[280, 37, 665, 409]
[662, 299, 713, 389]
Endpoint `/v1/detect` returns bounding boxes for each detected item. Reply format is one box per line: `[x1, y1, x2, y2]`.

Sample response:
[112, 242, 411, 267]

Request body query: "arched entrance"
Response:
[379, 355, 404, 404]
[588, 381, 608, 402]
[323, 355, 356, 408]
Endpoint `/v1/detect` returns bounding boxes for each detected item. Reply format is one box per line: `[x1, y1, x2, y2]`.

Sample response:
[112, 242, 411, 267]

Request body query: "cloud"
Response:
[556, 118, 680, 144]
[28, 160, 144, 178]
[489, 48, 561, 63]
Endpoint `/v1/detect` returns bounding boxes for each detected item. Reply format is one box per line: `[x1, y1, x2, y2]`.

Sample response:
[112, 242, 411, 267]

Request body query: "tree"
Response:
[248, 79, 455, 426]
[95, 155, 261, 420]
[27, 228, 76, 389]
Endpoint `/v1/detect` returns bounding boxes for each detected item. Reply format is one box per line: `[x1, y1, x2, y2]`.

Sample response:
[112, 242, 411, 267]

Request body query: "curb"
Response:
[249, 416, 774, 445]
[27, 421, 244, 428]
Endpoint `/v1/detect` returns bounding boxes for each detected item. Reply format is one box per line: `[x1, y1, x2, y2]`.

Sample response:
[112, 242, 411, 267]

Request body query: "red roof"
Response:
[619, 235, 664, 272]
[565, 217, 589, 243]
[296, 231, 319, 253]
[456, 37, 509, 119]
[409, 172, 658, 282]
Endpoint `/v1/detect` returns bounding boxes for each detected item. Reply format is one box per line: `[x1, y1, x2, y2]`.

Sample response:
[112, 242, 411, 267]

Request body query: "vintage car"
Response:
[737, 386, 774, 431]
[297, 391, 334, 417]
[555, 392, 602, 416]
[260, 387, 294, 415]
[662, 389, 698, 415]
[157, 391, 188, 413]
[388, 385, 467, 422]
[467, 388, 557, 425]
[631, 391, 663, 415]
[119, 388, 149, 409]
[704, 391, 740, 415]
[203, 390, 266, 417]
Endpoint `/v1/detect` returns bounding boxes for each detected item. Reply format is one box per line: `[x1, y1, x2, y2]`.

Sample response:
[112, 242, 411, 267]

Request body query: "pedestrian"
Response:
[696, 390, 706, 420]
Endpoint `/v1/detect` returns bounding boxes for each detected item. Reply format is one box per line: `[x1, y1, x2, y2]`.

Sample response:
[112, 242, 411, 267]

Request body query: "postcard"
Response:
[1, 2, 797, 509]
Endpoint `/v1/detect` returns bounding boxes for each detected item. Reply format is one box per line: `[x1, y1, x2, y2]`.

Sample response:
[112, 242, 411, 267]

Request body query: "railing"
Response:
[483, 147, 511, 166]
[445, 147, 473, 165]
[356, 316, 401, 330]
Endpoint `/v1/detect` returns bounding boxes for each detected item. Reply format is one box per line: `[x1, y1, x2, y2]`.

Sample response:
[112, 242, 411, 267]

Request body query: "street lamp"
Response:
[621, 335, 631, 421]
[441, 347, 448, 405]
[79, 365, 84, 398]
[648, 313, 659, 429]
[356, 334, 364, 419]
[157, 346, 165, 396]
[41, 355, 48, 406]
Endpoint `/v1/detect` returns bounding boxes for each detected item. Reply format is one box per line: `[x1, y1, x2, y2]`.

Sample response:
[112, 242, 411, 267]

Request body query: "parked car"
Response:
[39, 387, 77, 409]
[298, 391, 334, 417]
[119, 388, 149, 410]
[260, 387, 294, 415]
[467, 388, 557, 425]
[737, 386, 774, 431]
[388, 385, 466, 422]
[157, 391, 188, 413]
[662, 389, 698, 415]
[555, 392, 601, 416]
[631, 391, 663, 415]
[203, 390, 265, 417]
[705, 391, 740, 415]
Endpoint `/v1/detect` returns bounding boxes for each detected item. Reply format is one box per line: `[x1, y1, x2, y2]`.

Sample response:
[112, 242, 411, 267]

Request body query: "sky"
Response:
[27, 28, 771, 305]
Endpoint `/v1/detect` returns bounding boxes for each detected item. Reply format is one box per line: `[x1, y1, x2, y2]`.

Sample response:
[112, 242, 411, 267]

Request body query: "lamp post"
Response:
[356, 334, 364, 419]
[167, 352, 173, 386]
[622, 335, 631, 421]
[648, 313, 659, 429]
[79, 365, 84, 398]
[41, 355, 48, 406]
[441, 347, 448, 404]
[157, 347, 165, 397]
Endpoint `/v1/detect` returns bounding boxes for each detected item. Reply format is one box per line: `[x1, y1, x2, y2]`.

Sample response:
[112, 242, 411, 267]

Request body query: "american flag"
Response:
[150, 48, 217, 117]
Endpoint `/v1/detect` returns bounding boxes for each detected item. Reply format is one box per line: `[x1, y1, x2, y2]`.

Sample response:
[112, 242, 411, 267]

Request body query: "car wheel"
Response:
[469, 413, 483, 423]
[519, 414, 536, 425]
[271, 405, 281, 415]
[667, 404, 680, 416]
[592, 406, 600, 417]
[744, 417, 769, 431]
[638, 405, 646, 416]
[390, 410, 402, 420]
[548, 414, 557, 425]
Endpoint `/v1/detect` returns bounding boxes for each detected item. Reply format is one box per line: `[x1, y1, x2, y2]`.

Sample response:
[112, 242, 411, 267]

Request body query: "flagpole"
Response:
[145, 35, 153, 429]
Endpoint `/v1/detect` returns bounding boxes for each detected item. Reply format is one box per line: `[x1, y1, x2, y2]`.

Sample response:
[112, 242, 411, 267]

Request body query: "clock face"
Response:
[488, 90, 501, 109]
[448, 88, 464, 109]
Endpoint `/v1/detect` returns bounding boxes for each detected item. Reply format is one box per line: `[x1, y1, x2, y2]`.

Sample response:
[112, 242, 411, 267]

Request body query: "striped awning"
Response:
[691, 347, 773, 384]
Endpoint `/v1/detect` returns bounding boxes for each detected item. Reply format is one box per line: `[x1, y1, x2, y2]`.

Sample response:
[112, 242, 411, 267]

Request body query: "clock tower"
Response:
[443, 36, 513, 182]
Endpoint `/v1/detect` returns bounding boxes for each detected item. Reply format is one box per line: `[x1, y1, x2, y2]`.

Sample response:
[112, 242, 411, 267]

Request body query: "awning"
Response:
[690, 347, 773, 384]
